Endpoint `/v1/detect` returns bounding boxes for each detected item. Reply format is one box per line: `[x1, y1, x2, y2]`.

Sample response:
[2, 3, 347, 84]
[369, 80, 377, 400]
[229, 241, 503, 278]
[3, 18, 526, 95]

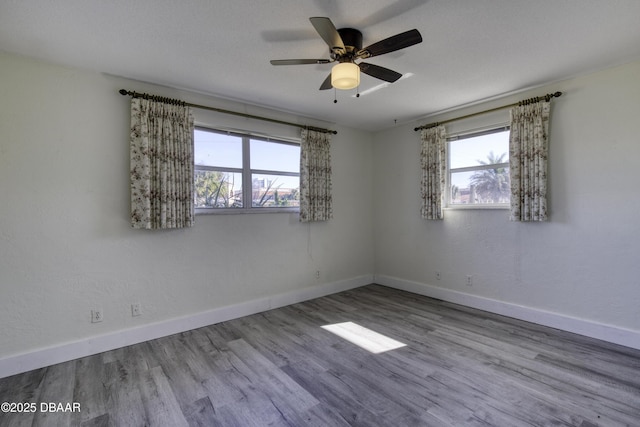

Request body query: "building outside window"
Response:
[194, 128, 300, 212]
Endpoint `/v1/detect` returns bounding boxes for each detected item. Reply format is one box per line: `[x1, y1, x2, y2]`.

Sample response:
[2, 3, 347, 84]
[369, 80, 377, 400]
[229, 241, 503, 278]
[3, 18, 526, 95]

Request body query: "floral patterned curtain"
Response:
[420, 125, 447, 220]
[299, 129, 332, 222]
[130, 98, 195, 229]
[509, 102, 550, 221]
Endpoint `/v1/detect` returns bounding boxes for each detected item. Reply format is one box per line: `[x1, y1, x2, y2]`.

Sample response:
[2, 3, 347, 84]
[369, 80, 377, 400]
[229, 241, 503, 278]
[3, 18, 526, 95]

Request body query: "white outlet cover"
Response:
[131, 303, 142, 317]
[91, 309, 103, 323]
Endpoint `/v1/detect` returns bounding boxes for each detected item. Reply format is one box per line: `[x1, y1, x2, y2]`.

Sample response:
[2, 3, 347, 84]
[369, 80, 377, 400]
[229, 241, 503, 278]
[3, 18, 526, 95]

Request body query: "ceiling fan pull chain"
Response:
[334, 88, 337, 103]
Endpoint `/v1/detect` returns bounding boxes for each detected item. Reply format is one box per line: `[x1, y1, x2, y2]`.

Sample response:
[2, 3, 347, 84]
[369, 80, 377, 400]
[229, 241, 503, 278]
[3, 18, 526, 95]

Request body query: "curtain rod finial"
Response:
[119, 89, 129, 96]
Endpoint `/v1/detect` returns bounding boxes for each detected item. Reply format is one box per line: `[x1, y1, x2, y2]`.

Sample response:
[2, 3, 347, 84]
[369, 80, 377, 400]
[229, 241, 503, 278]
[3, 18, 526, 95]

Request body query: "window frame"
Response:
[194, 127, 300, 214]
[446, 126, 511, 210]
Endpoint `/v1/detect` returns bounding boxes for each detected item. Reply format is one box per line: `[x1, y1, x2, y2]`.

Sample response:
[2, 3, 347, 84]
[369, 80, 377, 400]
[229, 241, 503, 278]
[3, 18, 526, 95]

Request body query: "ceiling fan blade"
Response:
[357, 29, 422, 58]
[270, 59, 331, 65]
[310, 17, 345, 53]
[319, 73, 333, 90]
[358, 62, 402, 82]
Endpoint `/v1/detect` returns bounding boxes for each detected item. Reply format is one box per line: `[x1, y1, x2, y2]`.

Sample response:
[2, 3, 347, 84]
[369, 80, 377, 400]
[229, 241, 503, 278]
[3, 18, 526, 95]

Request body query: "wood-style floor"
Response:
[1, 285, 639, 426]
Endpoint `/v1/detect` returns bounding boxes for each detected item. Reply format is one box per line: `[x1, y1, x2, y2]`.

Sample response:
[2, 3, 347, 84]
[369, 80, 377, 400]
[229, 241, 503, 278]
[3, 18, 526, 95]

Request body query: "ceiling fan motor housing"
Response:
[336, 28, 363, 60]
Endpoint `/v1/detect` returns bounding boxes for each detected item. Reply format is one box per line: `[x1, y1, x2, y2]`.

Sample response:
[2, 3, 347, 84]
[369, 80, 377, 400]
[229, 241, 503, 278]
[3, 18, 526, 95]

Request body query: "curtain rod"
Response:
[119, 89, 337, 135]
[414, 91, 562, 132]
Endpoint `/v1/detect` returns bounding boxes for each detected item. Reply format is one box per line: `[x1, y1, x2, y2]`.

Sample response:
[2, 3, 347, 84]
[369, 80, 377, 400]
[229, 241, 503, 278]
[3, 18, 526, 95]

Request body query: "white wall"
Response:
[373, 60, 640, 346]
[0, 52, 374, 371]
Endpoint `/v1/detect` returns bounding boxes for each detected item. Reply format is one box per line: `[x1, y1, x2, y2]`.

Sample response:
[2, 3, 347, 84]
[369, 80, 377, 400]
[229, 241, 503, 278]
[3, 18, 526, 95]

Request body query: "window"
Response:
[447, 127, 510, 207]
[194, 128, 300, 212]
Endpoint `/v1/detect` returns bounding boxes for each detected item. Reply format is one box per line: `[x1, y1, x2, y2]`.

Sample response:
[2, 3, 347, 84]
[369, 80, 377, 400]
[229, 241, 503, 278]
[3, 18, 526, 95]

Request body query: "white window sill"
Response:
[196, 208, 300, 215]
[444, 204, 509, 210]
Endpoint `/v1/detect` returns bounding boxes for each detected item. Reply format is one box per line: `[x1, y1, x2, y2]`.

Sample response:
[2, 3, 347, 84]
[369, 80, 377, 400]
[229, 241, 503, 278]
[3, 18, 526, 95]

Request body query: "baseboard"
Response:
[375, 274, 640, 351]
[0, 275, 373, 379]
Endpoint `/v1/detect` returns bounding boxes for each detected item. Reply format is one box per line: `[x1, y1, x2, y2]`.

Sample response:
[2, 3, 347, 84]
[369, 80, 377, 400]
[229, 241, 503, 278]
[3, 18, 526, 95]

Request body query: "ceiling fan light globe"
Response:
[331, 63, 360, 90]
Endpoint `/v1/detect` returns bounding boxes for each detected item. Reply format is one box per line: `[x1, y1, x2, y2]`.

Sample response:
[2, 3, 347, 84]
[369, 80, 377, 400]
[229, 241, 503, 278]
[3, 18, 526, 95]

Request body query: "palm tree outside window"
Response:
[447, 128, 510, 207]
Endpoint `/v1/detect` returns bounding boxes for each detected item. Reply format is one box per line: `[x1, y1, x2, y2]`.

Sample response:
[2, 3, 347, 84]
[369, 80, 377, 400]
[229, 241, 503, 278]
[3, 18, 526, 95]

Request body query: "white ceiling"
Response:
[2, 0, 640, 131]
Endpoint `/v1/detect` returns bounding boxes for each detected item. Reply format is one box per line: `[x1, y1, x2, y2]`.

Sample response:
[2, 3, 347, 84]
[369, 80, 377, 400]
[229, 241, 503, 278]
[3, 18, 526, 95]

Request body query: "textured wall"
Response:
[373, 60, 640, 333]
[0, 52, 374, 359]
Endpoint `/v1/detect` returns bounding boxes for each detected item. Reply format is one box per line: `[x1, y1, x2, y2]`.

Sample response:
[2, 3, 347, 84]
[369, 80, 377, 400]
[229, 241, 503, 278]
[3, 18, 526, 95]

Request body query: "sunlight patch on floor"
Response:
[321, 322, 406, 354]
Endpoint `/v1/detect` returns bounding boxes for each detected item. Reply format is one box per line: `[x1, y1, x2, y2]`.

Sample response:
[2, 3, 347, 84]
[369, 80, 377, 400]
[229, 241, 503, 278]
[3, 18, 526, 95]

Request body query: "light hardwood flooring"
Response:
[1, 284, 639, 426]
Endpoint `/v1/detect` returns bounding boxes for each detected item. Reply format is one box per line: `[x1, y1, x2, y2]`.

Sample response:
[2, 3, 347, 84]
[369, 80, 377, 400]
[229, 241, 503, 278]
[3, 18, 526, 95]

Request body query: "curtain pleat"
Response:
[420, 125, 447, 220]
[299, 129, 332, 222]
[130, 98, 195, 229]
[509, 102, 550, 221]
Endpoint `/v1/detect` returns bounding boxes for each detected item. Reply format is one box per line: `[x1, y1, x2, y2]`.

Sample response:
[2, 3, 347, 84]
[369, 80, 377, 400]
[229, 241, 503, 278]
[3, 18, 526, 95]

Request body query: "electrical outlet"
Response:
[466, 275, 473, 286]
[436, 271, 441, 280]
[131, 303, 142, 317]
[315, 270, 321, 279]
[91, 309, 103, 323]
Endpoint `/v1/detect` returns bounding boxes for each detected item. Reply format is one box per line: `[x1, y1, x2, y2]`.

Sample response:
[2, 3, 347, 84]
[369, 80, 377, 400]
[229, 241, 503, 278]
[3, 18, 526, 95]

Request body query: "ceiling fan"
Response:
[270, 17, 422, 91]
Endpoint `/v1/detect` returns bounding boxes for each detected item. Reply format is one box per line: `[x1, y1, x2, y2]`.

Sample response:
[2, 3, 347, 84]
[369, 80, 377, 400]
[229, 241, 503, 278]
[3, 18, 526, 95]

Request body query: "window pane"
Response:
[194, 170, 243, 208]
[194, 130, 242, 168]
[251, 174, 300, 207]
[450, 167, 510, 204]
[449, 130, 509, 169]
[250, 140, 300, 172]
